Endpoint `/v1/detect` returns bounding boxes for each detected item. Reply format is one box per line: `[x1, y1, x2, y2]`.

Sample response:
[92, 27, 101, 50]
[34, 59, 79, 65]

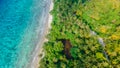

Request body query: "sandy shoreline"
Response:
[38, 1, 54, 68]
[28, 0, 54, 68]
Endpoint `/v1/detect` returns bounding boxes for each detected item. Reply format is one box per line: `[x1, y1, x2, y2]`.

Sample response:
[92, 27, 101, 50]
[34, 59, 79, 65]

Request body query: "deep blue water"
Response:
[0, 0, 50, 68]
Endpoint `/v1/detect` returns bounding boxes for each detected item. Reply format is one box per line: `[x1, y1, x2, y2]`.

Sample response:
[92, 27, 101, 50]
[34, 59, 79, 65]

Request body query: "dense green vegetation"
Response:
[40, 0, 120, 68]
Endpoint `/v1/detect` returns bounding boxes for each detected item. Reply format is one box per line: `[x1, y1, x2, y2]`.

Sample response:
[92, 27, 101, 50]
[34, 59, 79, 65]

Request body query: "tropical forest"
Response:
[40, 0, 120, 68]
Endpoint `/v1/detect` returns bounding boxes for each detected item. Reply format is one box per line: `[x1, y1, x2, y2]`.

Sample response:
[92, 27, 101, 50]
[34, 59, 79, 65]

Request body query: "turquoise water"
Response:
[0, 0, 50, 68]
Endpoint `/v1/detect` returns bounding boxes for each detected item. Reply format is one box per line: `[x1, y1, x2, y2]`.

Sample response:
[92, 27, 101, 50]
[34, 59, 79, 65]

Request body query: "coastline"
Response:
[28, 0, 54, 68]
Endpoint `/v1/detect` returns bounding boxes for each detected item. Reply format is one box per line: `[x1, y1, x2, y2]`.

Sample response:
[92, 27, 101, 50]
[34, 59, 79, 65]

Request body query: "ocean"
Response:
[0, 0, 51, 68]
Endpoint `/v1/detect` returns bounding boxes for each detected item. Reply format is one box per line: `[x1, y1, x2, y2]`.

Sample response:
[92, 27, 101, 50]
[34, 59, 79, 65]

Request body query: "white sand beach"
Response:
[28, 0, 54, 68]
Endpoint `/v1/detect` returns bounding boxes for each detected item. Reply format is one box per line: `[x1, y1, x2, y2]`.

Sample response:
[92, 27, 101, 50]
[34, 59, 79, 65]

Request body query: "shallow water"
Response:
[0, 0, 50, 68]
